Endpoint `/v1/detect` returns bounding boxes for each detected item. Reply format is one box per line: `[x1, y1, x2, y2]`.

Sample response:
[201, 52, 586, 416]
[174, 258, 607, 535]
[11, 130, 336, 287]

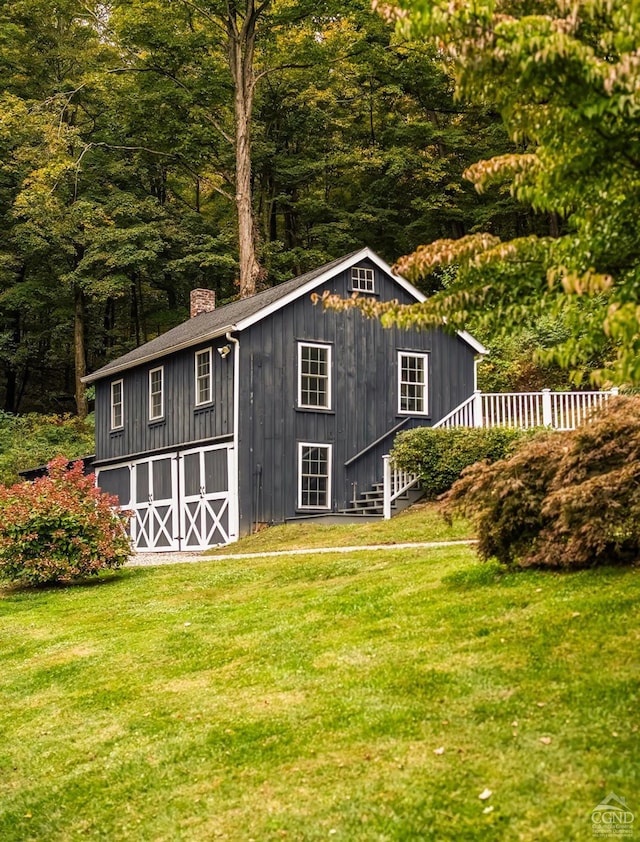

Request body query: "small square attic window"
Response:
[351, 266, 375, 293]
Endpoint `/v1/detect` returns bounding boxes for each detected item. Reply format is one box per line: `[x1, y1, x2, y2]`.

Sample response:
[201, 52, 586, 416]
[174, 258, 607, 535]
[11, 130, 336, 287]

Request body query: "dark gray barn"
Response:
[84, 248, 486, 551]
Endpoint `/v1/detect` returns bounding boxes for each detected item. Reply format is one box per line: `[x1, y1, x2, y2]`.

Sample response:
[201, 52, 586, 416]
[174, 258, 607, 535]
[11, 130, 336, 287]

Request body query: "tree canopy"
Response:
[0, 0, 579, 413]
[326, 0, 640, 386]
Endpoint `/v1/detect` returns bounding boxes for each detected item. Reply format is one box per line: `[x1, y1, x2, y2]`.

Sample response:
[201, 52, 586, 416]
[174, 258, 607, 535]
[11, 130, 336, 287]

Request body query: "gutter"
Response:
[226, 330, 241, 542]
[81, 323, 239, 384]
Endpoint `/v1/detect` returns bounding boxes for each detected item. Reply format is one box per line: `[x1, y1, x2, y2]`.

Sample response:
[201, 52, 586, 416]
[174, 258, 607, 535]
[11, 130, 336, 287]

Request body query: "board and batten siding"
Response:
[236, 259, 476, 534]
[94, 340, 234, 463]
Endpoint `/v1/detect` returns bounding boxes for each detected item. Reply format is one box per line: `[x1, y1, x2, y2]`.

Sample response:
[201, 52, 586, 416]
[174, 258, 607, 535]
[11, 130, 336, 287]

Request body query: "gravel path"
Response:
[127, 539, 476, 567]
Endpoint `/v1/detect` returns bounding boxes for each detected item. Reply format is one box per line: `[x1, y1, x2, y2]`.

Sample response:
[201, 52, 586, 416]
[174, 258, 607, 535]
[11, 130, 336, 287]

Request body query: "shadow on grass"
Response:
[442, 559, 514, 590]
[442, 556, 640, 592]
[0, 568, 134, 596]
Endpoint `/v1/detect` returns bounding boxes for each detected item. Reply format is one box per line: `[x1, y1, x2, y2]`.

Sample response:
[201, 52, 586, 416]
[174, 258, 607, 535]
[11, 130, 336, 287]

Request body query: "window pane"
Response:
[399, 354, 427, 413]
[300, 344, 329, 408]
[351, 266, 375, 292]
[111, 381, 123, 428]
[197, 354, 210, 378]
[300, 445, 330, 508]
[196, 351, 211, 404]
[150, 369, 163, 418]
[198, 379, 211, 404]
[151, 392, 162, 417]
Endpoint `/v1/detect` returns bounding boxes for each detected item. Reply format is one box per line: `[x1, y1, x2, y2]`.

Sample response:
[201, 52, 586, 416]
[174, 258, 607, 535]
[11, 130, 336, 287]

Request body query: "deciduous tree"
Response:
[328, 0, 640, 385]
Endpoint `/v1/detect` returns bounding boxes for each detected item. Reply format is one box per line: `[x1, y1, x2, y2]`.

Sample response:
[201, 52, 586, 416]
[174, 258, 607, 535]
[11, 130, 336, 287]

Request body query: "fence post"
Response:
[542, 388, 552, 427]
[611, 386, 619, 396]
[473, 390, 483, 427]
[382, 454, 392, 520]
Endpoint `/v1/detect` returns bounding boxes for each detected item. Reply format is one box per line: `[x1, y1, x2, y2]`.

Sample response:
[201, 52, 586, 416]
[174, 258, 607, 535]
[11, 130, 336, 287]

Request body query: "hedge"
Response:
[390, 425, 531, 499]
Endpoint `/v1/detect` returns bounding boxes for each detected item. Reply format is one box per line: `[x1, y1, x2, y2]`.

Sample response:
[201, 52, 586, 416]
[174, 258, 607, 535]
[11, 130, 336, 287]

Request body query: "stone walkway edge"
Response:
[128, 539, 477, 567]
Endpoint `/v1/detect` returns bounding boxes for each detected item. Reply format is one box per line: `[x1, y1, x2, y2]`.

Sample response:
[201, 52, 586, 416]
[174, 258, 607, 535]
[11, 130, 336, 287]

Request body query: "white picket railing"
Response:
[435, 388, 619, 431]
[481, 389, 619, 430]
[382, 388, 619, 518]
[432, 394, 476, 429]
[382, 454, 421, 520]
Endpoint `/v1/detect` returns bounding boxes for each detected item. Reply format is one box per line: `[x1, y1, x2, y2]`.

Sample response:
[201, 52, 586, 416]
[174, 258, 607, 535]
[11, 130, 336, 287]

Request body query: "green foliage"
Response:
[443, 396, 640, 569]
[391, 425, 528, 498]
[0, 0, 531, 413]
[473, 312, 603, 391]
[346, 0, 640, 386]
[0, 413, 95, 485]
[0, 456, 130, 586]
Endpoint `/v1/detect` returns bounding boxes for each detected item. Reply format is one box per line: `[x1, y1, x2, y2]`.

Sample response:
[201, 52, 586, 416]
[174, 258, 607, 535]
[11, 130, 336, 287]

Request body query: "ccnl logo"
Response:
[592, 792, 635, 837]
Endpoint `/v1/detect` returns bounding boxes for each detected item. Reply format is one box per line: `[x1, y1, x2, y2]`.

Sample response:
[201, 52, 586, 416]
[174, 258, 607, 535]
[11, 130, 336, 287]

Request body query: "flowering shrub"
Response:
[0, 456, 131, 585]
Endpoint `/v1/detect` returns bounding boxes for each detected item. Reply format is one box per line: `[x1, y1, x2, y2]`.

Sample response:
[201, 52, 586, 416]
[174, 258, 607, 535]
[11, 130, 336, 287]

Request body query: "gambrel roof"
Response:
[83, 247, 486, 384]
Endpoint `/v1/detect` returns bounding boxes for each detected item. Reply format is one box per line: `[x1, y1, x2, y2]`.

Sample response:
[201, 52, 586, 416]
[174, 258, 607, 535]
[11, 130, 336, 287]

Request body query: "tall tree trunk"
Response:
[3, 309, 21, 413]
[74, 284, 88, 419]
[130, 278, 141, 346]
[228, 2, 262, 298]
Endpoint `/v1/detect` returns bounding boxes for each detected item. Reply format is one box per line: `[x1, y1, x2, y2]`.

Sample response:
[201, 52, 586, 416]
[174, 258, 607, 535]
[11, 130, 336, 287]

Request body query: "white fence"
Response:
[382, 388, 619, 518]
[434, 388, 619, 431]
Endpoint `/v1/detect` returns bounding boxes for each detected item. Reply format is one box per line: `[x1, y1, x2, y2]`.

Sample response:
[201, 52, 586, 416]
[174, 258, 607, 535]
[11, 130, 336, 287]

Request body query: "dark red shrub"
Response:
[442, 396, 640, 569]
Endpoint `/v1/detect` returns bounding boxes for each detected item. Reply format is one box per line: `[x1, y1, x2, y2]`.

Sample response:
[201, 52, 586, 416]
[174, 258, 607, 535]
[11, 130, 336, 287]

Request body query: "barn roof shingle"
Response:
[83, 247, 487, 384]
[83, 252, 359, 383]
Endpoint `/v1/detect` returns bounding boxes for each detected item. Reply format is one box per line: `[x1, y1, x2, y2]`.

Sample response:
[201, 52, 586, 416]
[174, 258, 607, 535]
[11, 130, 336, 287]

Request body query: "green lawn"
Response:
[0, 541, 638, 840]
[214, 501, 473, 554]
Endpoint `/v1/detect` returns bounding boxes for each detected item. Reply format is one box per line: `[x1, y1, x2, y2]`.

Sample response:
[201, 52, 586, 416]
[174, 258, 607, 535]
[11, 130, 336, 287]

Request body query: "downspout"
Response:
[226, 330, 240, 542]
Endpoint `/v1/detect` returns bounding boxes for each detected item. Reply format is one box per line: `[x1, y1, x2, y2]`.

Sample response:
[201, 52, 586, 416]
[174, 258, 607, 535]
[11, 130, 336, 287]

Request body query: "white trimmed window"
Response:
[149, 366, 164, 421]
[398, 352, 429, 415]
[298, 443, 332, 509]
[195, 348, 212, 406]
[110, 379, 123, 430]
[351, 266, 375, 293]
[298, 342, 331, 410]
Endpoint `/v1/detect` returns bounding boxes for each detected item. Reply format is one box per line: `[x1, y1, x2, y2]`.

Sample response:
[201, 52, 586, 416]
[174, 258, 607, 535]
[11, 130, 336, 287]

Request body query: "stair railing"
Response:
[382, 454, 420, 520]
[383, 387, 620, 519]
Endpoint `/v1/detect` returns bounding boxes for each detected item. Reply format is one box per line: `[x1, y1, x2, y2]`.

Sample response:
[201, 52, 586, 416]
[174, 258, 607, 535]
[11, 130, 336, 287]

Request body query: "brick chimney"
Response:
[190, 288, 216, 318]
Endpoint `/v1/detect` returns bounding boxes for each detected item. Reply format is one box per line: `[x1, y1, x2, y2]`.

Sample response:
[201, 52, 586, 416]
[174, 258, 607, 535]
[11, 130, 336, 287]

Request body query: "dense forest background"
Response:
[0, 0, 561, 417]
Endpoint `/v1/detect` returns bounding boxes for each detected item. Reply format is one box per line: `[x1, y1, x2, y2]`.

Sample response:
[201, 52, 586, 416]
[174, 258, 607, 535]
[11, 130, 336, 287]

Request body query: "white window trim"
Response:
[297, 341, 332, 410]
[149, 366, 164, 421]
[195, 348, 213, 407]
[351, 265, 375, 293]
[397, 351, 429, 416]
[297, 442, 332, 510]
[110, 379, 124, 430]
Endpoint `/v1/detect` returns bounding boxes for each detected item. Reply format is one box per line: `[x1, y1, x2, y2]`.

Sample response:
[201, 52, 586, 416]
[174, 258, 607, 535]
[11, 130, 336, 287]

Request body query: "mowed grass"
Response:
[214, 501, 473, 554]
[0, 544, 638, 841]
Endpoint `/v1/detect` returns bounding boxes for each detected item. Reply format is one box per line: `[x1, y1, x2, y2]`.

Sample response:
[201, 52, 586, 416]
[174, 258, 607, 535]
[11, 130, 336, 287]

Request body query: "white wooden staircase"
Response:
[377, 388, 620, 520]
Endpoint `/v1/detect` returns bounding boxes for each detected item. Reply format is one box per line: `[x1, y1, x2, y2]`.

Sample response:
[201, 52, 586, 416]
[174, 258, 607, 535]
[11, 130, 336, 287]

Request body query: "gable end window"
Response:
[298, 443, 332, 509]
[398, 352, 429, 415]
[110, 379, 124, 430]
[298, 342, 331, 410]
[351, 266, 375, 293]
[195, 348, 213, 406]
[149, 366, 164, 421]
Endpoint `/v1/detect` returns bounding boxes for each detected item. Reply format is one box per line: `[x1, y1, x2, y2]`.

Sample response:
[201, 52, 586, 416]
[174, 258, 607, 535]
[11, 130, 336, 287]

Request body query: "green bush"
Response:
[390, 425, 530, 498]
[0, 412, 95, 485]
[442, 396, 640, 569]
[0, 456, 131, 586]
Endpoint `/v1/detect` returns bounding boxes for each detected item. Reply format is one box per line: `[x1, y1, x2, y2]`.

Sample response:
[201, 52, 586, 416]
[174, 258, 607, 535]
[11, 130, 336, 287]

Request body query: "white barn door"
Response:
[131, 455, 180, 551]
[179, 444, 236, 550]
